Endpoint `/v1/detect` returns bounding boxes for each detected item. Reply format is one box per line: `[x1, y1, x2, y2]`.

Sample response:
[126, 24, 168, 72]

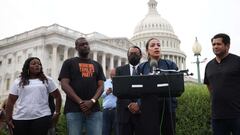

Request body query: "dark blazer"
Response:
[115, 64, 133, 123]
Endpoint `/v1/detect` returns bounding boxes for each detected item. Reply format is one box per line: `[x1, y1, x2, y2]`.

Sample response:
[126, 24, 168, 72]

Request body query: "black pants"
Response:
[212, 118, 240, 135]
[140, 96, 176, 135]
[118, 113, 141, 135]
[12, 115, 51, 135]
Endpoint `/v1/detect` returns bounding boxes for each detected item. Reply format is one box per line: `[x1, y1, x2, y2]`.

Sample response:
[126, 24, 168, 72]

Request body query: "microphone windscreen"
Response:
[149, 59, 158, 68]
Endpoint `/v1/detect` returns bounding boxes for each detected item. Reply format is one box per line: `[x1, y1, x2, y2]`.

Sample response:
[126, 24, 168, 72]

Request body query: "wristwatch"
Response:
[91, 98, 96, 103]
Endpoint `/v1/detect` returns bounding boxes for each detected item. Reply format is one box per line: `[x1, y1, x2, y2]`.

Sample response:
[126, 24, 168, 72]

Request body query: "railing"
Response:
[0, 24, 87, 46]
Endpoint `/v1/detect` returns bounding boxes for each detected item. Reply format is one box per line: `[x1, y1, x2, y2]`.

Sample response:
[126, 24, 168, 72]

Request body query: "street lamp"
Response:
[192, 37, 202, 83]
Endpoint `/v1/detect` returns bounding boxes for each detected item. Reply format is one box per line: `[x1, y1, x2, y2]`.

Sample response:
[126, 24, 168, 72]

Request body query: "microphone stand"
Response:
[152, 69, 193, 76]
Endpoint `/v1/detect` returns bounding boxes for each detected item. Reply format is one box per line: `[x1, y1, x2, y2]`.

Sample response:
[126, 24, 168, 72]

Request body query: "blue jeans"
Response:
[212, 118, 240, 135]
[102, 108, 118, 135]
[66, 111, 102, 135]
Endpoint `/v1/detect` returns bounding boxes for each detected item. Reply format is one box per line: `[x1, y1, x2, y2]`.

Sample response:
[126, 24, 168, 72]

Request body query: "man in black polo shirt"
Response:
[204, 33, 240, 135]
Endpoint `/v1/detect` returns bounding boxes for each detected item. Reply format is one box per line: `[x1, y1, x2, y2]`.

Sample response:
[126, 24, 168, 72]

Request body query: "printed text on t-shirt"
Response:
[79, 63, 95, 77]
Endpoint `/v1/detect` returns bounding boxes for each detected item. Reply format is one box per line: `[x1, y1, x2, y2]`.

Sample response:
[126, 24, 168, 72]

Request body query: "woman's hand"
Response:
[51, 112, 60, 127]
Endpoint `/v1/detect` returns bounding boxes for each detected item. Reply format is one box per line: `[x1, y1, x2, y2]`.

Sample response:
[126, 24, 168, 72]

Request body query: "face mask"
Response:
[128, 53, 141, 66]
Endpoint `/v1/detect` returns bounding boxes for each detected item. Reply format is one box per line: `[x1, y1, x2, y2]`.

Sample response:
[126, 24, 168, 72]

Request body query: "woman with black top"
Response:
[138, 38, 178, 135]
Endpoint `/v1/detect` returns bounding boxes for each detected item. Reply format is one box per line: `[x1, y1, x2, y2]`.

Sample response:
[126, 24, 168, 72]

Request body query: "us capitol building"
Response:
[0, 0, 186, 100]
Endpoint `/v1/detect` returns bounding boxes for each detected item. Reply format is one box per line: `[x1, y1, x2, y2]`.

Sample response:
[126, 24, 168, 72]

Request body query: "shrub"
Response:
[0, 84, 212, 135]
[56, 112, 67, 135]
[176, 83, 212, 135]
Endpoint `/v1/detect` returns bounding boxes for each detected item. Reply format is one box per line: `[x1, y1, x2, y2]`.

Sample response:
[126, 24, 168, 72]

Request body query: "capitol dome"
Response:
[134, 14, 174, 34]
[131, 0, 186, 70]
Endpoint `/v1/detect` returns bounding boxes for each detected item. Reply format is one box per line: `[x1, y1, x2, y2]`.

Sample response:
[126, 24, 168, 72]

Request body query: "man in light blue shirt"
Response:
[102, 68, 118, 135]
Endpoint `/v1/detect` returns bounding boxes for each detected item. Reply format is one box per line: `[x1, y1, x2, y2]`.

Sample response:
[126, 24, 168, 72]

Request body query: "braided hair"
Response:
[19, 57, 48, 88]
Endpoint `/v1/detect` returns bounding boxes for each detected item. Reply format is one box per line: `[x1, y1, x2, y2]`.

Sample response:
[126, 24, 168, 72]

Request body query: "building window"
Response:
[6, 78, 10, 90]
[17, 56, 22, 63]
[49, 53, 52, 59]
[28, 53, 32, 58]
[8, 58, 12, 64]
[60, 54, 64, 61]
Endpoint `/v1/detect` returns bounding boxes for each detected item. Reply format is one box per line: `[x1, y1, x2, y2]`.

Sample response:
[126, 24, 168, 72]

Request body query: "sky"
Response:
[0, 0, 240, 80]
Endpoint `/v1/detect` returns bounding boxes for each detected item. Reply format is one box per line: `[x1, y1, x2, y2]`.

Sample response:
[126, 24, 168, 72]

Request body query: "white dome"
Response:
[134, 13, 174, 35]
[130, 0, 186, 70]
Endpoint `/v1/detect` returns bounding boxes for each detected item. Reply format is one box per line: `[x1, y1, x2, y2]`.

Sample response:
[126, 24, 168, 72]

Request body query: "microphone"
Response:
[149, 59, 159, 74]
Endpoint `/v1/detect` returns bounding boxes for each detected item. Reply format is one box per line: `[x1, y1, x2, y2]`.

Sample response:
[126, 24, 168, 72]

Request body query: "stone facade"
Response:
[0, 24, 130, 100]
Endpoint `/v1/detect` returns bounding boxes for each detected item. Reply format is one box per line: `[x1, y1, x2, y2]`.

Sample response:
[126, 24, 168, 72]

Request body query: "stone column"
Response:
[12, 53, 17, 82]
[174, 56, 176, 62]
[182, 57, 184, 70]
[1, 56, 7, 93]
[0, 76, 3, 97]
[117, 57, 122, 66]
[179, 57, 182, 70]
[178, 57, 182, 70]
[93, 51, 98, 61]
[176, 56, 179, 69]
[101, 53, 106, 75]
[74, 51, 78, 57]
[64, 46, 69, 60]
[183, 58, 186, 70]
[52, 45, 58, 81]
[110, 54, 114, 70]
[21, 50, 26, 62]
[125, 58, 128, 65]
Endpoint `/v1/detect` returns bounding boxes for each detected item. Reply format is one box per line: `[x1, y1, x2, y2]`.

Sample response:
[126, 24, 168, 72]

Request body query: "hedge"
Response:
[0, 83, 212, 135]
[176, 83, 212, 135]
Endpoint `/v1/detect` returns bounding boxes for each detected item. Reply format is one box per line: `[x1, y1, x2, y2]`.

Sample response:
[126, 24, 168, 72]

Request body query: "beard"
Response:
[213, 49, 227, 58]
[78, 47, 90, 58]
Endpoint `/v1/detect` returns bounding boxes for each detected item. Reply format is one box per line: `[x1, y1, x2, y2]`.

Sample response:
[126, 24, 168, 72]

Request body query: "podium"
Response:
[112, 73, 184, 99]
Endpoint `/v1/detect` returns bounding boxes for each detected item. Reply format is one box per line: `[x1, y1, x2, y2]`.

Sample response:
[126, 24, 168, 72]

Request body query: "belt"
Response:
[104, 108, 116, 110]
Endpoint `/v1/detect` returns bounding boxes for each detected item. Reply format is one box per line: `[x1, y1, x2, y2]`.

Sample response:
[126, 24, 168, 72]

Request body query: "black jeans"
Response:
[212, 118, 240, 135]
[12, 115, 51, 135]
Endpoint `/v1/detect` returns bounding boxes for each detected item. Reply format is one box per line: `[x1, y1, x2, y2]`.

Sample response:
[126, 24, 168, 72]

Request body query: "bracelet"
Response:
[91, 98, 96, 103]
[54, 112, 61, 115]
